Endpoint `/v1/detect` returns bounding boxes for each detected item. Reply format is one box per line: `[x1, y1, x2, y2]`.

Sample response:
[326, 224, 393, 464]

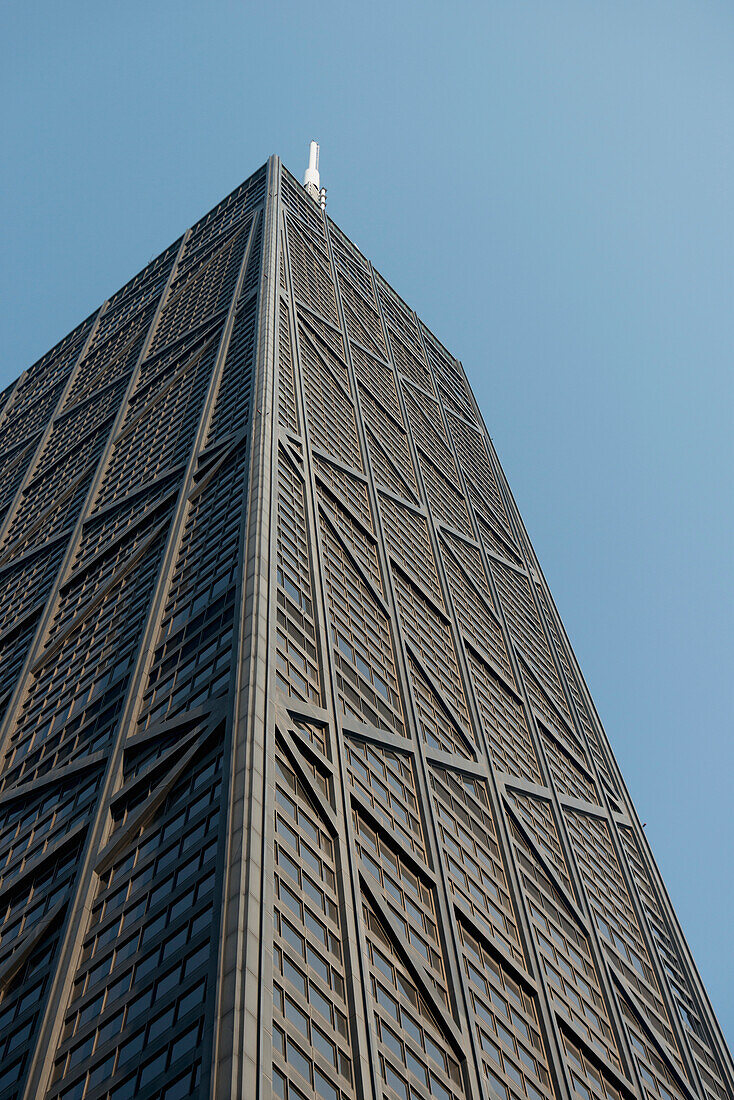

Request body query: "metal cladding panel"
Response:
[0, 157, 729, 1100]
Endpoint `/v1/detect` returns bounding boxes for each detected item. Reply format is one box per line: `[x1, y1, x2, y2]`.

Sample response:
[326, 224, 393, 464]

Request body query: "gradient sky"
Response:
[2, 0, 732, 1043]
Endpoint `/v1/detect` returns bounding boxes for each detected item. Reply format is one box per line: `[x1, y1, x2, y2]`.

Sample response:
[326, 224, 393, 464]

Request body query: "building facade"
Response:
[0, 157, 729, 1100]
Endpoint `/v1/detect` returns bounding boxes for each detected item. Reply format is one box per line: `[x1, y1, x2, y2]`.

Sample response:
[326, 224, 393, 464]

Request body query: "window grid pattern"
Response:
[0, 839, 86, 1098]
[278, 299, 299, 437]
[0, 774, 99, 906]
[491, 563, 570, 727]
[380, 326, 426, 386]
[522, 664, 585, 765]
[563, 812, 679, 1059]
[1, 415, 119, 567]
[94, 337, 220, 511]
[509, 824, 621, 1070]
[0, 330, 144, 718]
[474, 513, 524, 569]
[408, 657, 474, 760]
[618, 1000, 684, 1100]
[33, 371, 122, 467]
[320, 522, 404, 736]
[0, 482, 178, 1093]
[284, 208, 340, 328]
[61, 325, 145, 418]
[273, 746, 356, 1100]
[458, 922, 554, 1100]
[350, 344, 401, 422]
[366, 423, 419, 503]
[4, 326, 94, 423]
[392, 571, 468, 735]
[275, 452, 322, 706]
[2, 514, 171, 788]
[71, 472, 176, 573]
[138, 444, 248, 731]
[314, 456, 373, 532]
[290, 717, 330, 761]
[418, 454, 473, 537]
[618, 829, 728, 1100]
[300, 320, 351, 393]
[468, 652, 540, 784]
[334, 260, 387, 360]
[328, 225, 378, 309]
[2, 464, 98, 564]
[448, 414, 513, 543]
[344, 738, 425, 858]
[3, 384, 122, 550]
[317, 484, 382, 590]
[293, 305, 345, 363]
[0, 441, 41, 527]
[363, 902, 465, 1100]
[205, 282, 259, 444]
[299, 328, 362, 470]
[48, 735, 226, 1100]
[0, 379, 17, 423]
[181, 170, 266, 265]
[535, 587, 621, 804]
[562, 1033, 625, 1100]
[0, 618, 43, 731]
[353, 812, 446, 1001]
[380, 495, 442, 604]
[0, 379, 65, 461]
[375, 282, 435, 394]
[149, 220, 251, 356]
[0, 791, 93, 960]
[576, 709, 618, 810]
[0, 538, 69, 640]
[439, 532, 512, 679]
[93, 257, 174, 337]
[420, 336, 474, 424]
[505, 793, 571, 895]
[429, 767, 522, 965]
[20, 316, 102, 391]
[541, 731, 598, 805]
[360, 387, 418, 499]
[402, 385, 457, 480]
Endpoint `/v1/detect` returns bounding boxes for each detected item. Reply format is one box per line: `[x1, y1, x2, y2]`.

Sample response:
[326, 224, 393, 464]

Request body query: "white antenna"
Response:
[303, 140, 327, 210]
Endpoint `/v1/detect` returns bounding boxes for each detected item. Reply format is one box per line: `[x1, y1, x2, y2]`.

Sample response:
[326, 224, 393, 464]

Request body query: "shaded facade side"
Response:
[0, 156, 729, 1100]
[0, 164, 268, 1100]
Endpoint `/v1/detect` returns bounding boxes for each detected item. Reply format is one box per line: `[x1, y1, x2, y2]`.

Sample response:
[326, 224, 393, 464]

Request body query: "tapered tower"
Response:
[0, 157, 729, 1100]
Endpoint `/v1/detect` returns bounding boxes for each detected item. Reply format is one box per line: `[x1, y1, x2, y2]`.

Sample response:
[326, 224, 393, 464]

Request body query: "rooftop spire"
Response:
[303, 140, 326, 210]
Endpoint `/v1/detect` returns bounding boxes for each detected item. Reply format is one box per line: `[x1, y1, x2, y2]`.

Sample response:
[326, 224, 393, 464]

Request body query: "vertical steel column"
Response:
[212, 156, 279, 1100]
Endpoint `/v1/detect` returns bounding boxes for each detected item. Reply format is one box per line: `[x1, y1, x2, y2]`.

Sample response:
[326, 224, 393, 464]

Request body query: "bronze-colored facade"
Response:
[0, 157, 729, 1100]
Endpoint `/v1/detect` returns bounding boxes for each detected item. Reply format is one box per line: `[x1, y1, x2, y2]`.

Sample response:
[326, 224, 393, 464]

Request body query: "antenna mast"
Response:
[303, 140, 327, 210]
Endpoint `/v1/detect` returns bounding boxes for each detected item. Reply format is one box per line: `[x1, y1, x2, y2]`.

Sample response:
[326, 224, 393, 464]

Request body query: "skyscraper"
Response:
[0, 155, 729, 1100]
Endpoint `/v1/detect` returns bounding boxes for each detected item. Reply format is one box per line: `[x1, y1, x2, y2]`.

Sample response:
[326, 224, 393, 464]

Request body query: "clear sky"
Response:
[2, 0, 732, 1044]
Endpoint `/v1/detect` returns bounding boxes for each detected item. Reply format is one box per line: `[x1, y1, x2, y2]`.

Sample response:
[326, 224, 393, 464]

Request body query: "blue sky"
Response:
[2, 0, 732, 1042]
